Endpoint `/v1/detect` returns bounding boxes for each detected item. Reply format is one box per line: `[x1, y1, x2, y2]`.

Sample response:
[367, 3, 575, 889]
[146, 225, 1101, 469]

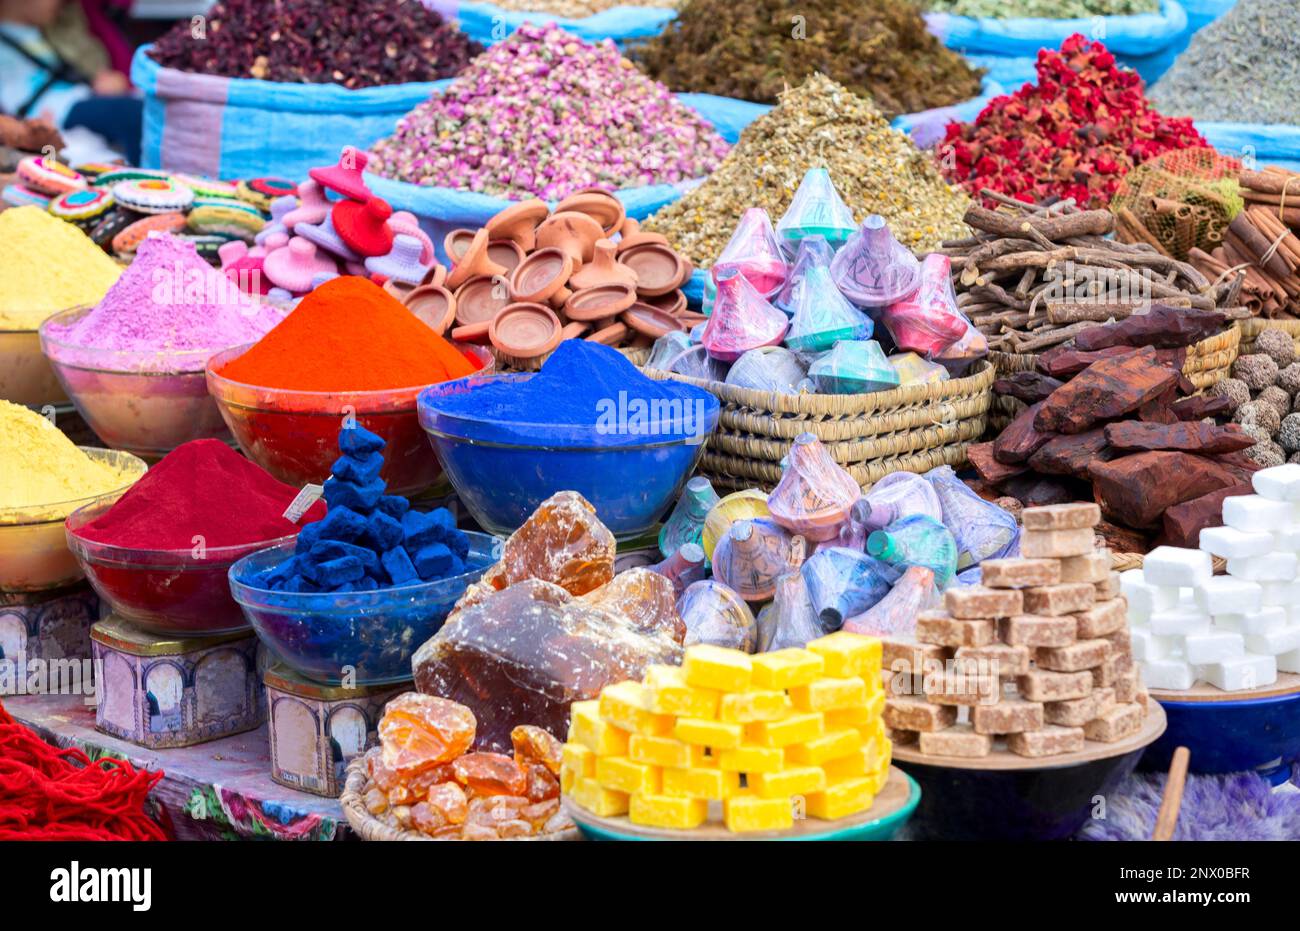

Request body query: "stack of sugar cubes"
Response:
[1126, 463, 1300, 692]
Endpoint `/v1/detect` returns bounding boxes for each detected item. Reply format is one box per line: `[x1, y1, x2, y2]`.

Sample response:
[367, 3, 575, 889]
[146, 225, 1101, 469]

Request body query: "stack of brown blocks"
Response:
[883, 502, 1150, 759]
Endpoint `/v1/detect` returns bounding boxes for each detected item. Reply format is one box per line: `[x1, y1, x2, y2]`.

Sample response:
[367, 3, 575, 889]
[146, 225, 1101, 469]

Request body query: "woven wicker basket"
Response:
[1236, 318, 1300, 357]
[339, 757, 581, 841]
[1110, 552, 1226, 573]
[644, 360, 996, 493]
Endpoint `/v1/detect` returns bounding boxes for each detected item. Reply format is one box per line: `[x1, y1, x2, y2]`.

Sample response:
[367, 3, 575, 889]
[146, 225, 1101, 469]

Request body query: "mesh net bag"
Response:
[1111, 148, 1244, 261]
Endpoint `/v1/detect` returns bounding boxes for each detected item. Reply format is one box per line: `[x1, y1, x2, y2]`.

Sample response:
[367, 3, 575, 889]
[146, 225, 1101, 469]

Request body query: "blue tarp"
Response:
[452, 1, 676, 44]
[1196, 123, 1300, 174]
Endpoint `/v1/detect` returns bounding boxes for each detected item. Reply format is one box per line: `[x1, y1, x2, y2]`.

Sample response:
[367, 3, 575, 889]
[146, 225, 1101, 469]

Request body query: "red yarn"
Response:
[0, 698, 167, 841]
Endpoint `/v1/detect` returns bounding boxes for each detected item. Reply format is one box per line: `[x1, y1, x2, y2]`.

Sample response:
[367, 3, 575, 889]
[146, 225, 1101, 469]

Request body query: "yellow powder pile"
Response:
[0, 207, 123, 329]
[0, 400, 140, 519]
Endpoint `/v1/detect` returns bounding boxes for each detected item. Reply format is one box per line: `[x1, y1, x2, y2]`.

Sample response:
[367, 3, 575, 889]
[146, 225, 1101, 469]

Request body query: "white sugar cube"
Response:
[1276, 647, 1300, 674]
[1141, 658, 1197, 691]
[1150, 605, 1211, 637]
[1199, 525, 1275, 559]
[1223, 495, 1293, 532]
[1259, 580, 1300, 606]
[1194, 576, 1262, 615]
[1245, 624, 1300, 656]
[1143, 547, 1213, 587]
[1131, 628, 1175, 662]
[1201, 653, 1277, 691]
[1226, 552, 1298, 581]
[1252, 464, 1300, 502]
[1216, 606, 1288, 637]
[1183, 631, 1245, 664]
[1273, 527, 1300, 551]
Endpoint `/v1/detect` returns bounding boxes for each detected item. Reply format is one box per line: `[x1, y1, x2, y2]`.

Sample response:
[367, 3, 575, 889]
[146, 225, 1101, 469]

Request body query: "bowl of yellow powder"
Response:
[0, 401, 147, 591]
[0, 207, 123, 407]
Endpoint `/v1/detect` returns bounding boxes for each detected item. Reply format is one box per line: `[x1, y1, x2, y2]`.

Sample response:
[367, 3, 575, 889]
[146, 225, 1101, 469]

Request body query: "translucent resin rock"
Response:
[773, 235, 834, 315]
[711, 517, 805, 602]
[842, 566, 938, 638]
[711, 207, 788, 297]
[830, 214, 920, 308]
[648, 542, 708, 596]
[725, 346, 808, 394]
[701, 488, 771, 561]
[881, 253, 969, 356]
[808, 340, 899, 395]
[861, 471, 943, 531]
[413, 578, 683, 751]
[580, 567, 686, 643]
[801, 547, 899, 628]
[677, 580, 759, 652]
[867, 514, 959, 588]
[784, 264, 874, 354]
[701, 270, 790, 362]
[756, 571, 825, 651]
[767, 433, 861, 542]
[775, 168, 856, 254]
[378, 693, 477, 777]
[658, 475, 719, 560]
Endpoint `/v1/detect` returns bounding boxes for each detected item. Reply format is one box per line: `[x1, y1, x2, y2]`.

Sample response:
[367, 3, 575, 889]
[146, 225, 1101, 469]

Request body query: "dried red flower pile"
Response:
[939, 35, 1206, 209]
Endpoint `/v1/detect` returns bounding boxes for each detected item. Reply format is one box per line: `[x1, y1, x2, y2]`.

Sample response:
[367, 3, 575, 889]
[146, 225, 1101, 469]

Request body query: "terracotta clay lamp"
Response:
[484, 198, 548, 251]
[489, 302, 562, 359]
[446, 228, 508, 291]
[443, 228, 478, 264]
[557, 189, 626, 237]
[486, 239, 526, 274]
[454, 274, 512, 328]
[560, 321, 591, 340]
[403, 284, 457, 335]
[587, 322, 629, 346]
[536, 210, 604, 266]
[643, 288, 687, 317]
[615, 218, 668, 252]
[509, 246, 574, 304]
[623, 302, 686, 340]
[569, 239, 639, 291]
[563, 283, 636, 322]
[620, 242, 688, 297]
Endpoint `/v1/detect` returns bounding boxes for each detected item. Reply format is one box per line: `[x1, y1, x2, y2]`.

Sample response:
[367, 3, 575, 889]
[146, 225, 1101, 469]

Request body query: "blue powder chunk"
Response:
[323, 476, 385, 512]
[282, 576, 321, 593]
[401, 509, 446, 551]
[364, 510, 405, 551]
[338, 424, 385, 456]
[330, 581, 357, 593]
[332, 451, 385, 484]
[446, 528, 469, 562]
[381, 546, 419, 585]
[412, 542, 453, 579]
[445, 553, 465, 577]
[307, 506, 367, 546]
[311, 555, 365, 587]
[375, 495, 410, 521]
[296, 521, 324, 551]
[355, 576, 379, 592]
[309, 539, 380, 577]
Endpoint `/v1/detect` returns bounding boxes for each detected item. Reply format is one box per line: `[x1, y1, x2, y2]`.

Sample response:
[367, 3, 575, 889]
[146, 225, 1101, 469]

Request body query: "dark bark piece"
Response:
[1170, 394, 1233, 421]
[1203, 450, 1262, 487]
[1088, 451, 1240, 528]
[1028, 429, 1113, 478]
[993, 371, 1065, 404]
[999, 473, 1093, 508]
[1137, 384, 1180, 424]
[1095, 519, 1151, 555]
[994, 401, 1055, 464]
[1073, 305, 1228, 352]
[968, 442, 1029, 484]
[1160, 484, 1255, 549]
[1037, 345, 1134, 379]
[1103, 421, 1257, 454]
[1035, 347, 1179, 435]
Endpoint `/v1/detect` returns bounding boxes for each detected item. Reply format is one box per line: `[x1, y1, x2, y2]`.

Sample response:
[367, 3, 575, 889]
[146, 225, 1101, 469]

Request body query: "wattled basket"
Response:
[1110, 552, 1226, 573]
[644, 360, 995, 493]
[338, 757, 581, 842]
[1236, 318, 1300, 357]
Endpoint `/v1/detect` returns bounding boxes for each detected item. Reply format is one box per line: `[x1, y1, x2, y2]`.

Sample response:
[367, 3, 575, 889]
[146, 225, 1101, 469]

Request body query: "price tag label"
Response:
[283, 484, 324, 523]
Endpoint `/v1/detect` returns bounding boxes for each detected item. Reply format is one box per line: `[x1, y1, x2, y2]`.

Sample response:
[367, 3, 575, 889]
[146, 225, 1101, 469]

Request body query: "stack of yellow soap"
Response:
[562, 632, 890, 833]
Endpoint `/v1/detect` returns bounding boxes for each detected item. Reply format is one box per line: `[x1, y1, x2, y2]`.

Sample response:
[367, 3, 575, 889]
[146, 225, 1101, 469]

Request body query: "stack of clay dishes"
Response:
[435, 190, 704, 368]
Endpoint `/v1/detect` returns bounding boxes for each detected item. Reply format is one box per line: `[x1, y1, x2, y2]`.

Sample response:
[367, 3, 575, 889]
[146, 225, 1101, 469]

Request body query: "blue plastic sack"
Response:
[963, 53, 1037, 91]
[451, 1, 676, 45]
[891, 76, 1005, 149]
[133, 45, 453, 181]
[926, 0, 1187, 84]
[1195, 123, 1300, 174]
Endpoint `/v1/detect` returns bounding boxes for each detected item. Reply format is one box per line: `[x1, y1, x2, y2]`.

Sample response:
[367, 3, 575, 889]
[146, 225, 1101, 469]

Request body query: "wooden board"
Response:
[893, 702, 1166, 772]
[563, 766, 917, 841]
[1150, 671, 1300, 704]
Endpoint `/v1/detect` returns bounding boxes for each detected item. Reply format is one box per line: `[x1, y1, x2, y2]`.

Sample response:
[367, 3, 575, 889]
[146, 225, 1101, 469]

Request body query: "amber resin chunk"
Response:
[453, 752, 528, 797]
[378, 694, 477, 776]
[511, 724, 564, 775]
[580, 568, 686, 642]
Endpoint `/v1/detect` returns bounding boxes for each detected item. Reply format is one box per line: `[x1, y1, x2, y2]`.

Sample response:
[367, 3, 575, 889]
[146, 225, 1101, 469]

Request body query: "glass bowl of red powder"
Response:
[227, 533, 498, 685]
[41, 307, 232, 461]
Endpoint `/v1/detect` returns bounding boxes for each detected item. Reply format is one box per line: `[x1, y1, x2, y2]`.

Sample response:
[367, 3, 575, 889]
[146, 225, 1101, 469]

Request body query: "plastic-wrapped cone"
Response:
[842, 566, 938, 638]
[866, 514, 958, 588]
[725, 346, 808, 394]
[783, 264, 874, 353]
[701, 489, 770, 561]
[648, 542, 707, 597]
[924, 464, 1020, 570]
[807, 339, 899, 394]
[701, 269, 790, 362]
[711, 207, 788, 298]
[881, 253, 970, 356]
[816, 496, 871, 553]
[800, 546, 898, 629]
[830, 214, 920, 308]
[860, 471, 943, 532]
[757, 570, 825, 652]
[710, 517, 805, 603]
[677, 579, 758, 652]
[889, 352, 950, 386]
[646, 331, 693, 371]
[658, 476, 720, 560]
[775, 168, 856, 255]
[932, 319, 989, 377]
[773, 235, 834, 315]
[767, 433, 861, 542]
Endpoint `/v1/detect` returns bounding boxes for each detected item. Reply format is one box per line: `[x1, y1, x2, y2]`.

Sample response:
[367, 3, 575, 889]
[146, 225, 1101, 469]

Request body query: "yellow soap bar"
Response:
[599, 680, 674, 736]
[571, 777, 628, 817]
[790, 676, 869, 713]
[746, 712, 825, 748]
[560, 742, 596, 792]
[867, 763, 890, 794]
[718, 689, 792, 723]
[724, 794, 794, 833]
[661, 765, 740, 800]
[806, 776, 875, 820]
[682, 644, 753, 692]
[644, 664, 720, 719]
[807, 632, 882, 679]
[824, 698, 874, 729]
[628, 733, 701, 769]
[820, 747, 870, 785]
[749, 765, 827, 799]
[751, 648, 824, 689]
[570, 701, 630, 757]
[629, 793, 708, 830]
[857, 716, 886, 747]
[787, 729, 862, 766]
[717, 744, 784, 773]
[596, 755, 661, 795]
[673, 717, 743, 749]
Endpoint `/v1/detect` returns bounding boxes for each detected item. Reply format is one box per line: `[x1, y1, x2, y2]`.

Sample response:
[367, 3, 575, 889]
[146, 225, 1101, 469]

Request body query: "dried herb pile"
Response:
[630, 0, 983, 116]
[929, 0, 1158, 17]
[643, 75, 971, 266]
[492, 0, 678, 13]
[147, 0, 482, 87]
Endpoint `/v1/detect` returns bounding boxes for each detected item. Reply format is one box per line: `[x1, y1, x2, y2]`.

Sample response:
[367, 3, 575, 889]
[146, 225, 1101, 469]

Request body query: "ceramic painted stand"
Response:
[0, 581, 99, 667]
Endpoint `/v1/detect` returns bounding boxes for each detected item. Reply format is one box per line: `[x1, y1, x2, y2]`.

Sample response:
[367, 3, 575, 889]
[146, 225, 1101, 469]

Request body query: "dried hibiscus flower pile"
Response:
[939, 35, 1205, 209]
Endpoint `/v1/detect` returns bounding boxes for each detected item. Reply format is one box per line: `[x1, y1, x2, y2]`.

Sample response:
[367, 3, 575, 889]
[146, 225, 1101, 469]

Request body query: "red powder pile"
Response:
[216, 276, 478, 391]
[77, 440, 324, 549]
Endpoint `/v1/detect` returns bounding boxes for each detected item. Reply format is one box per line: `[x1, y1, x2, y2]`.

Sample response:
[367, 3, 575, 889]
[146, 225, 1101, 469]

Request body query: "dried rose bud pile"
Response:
[147, 0, 482, 88]
[367, 23, 730, 201]
[939, 35, 1206, 209]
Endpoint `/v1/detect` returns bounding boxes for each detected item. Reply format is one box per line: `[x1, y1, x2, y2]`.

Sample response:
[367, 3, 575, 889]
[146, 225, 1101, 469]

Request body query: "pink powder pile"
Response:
[43, 233, 285, 372]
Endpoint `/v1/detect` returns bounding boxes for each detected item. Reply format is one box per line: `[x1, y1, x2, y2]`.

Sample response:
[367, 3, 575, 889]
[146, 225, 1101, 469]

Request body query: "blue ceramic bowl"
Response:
[1141, 690, 1300, 781]
[417, 373, 719, 540]
[228, 533, 498, 686]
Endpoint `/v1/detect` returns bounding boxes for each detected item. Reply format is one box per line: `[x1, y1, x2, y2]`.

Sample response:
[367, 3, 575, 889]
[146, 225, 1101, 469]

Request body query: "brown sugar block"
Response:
[1058, 551, 1111, 584]
[1023, 582, 1096, 617]
[1019, 669, 1094, 702]
[916, 612, 996, 648]
[884, 697, 957, 733]
[971, 699, 1045, 735]
[1084, 703, 1144, 742]
[918, 724, 992, 758]
[944, 585, 1024, 619]
[1095, 572, 1122, 599]
[1008, 725, 1086, 757]
[1022, 502, 1102, 531]
[1115, 666, 1140, 703]
[924, 670, 1000, 707]
[1000, 614, 1077, 648]
[1044, 687, 1116, 727]
[1099, 627, 1133, 660]
[1074, 599, 1128, 639]
[1135, 688, 1150, 709]
[979, 558, 1062, 589]
[1091, 653, 1124, 688]
[1036, 639, 1113, 673]
[1021, 528, 1096, 558]
[954, 643, 1031, 678]
[886, 727, 918, 745]
[881, 638, 952, 674]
